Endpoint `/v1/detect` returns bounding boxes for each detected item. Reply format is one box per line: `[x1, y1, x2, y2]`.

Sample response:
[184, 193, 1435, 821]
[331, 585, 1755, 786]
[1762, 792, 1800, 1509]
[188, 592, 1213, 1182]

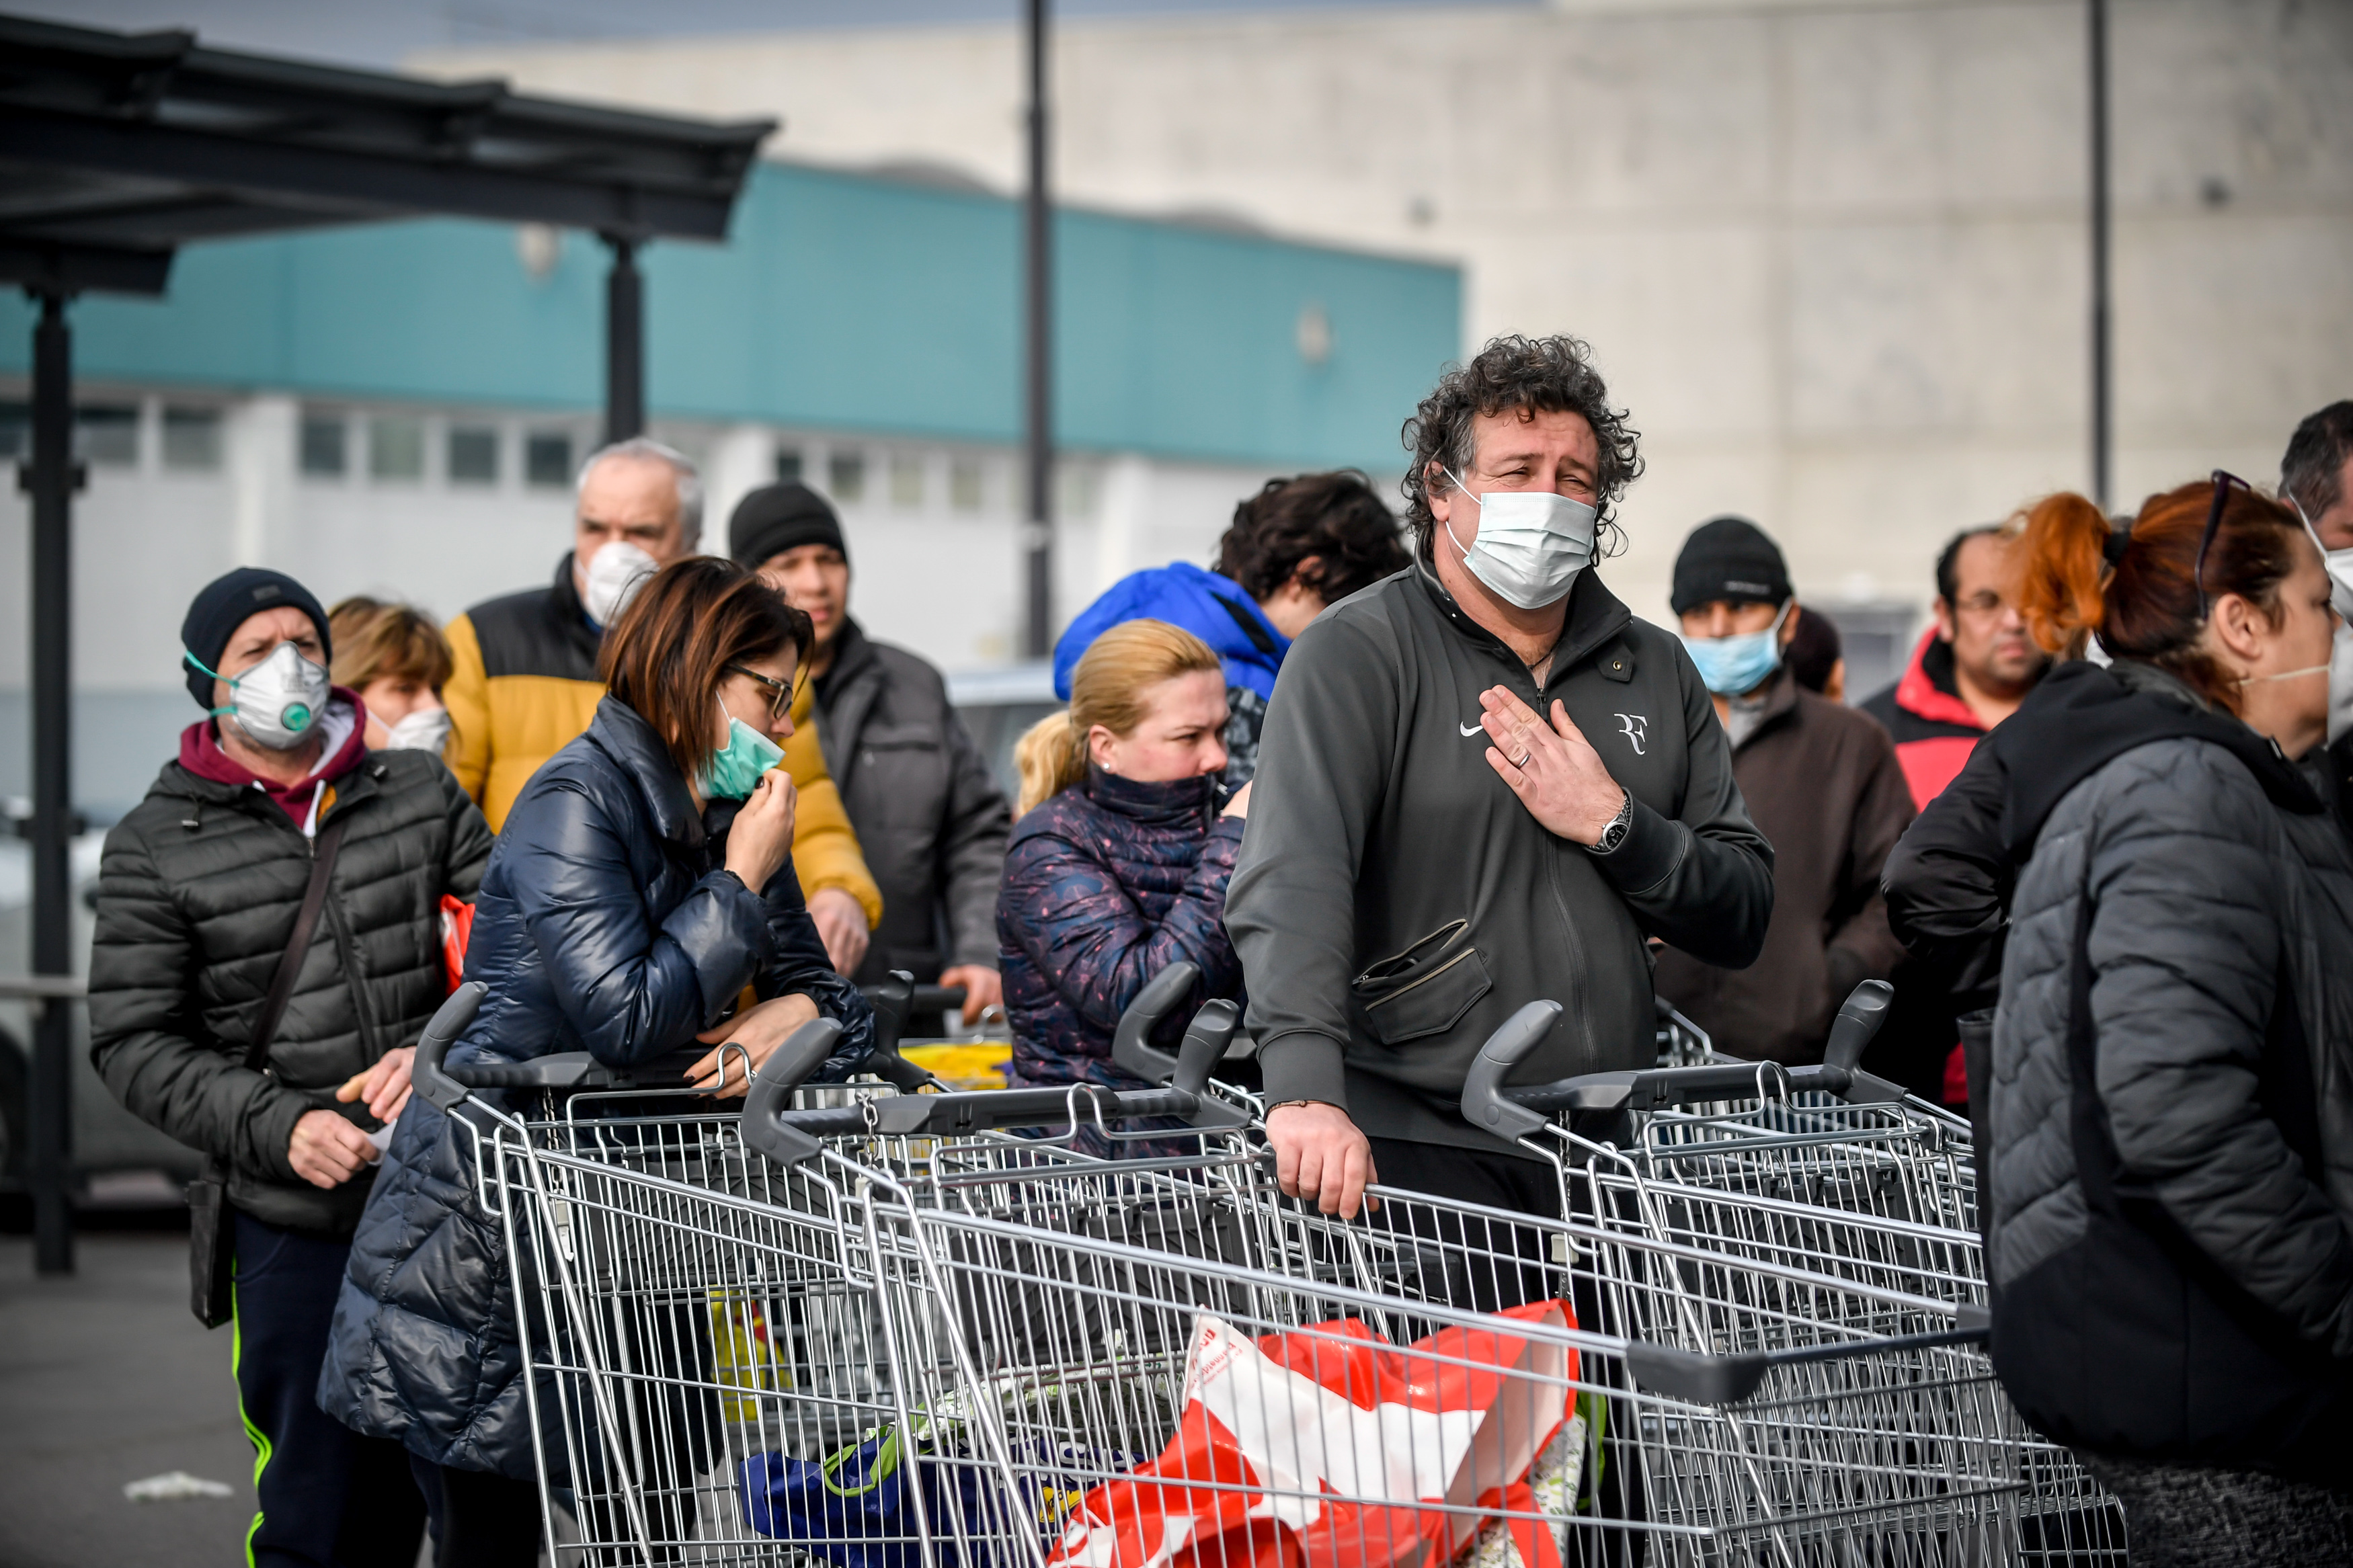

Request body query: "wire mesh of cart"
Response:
[1461, 995, 2124, 1567]
[734, 1065, 2061, 1568]
[1512, 986, 1979, 1237]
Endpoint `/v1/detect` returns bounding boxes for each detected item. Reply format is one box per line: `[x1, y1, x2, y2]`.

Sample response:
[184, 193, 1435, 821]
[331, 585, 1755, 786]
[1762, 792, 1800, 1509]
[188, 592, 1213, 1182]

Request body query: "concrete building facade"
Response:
[414, 0, 2353, 688]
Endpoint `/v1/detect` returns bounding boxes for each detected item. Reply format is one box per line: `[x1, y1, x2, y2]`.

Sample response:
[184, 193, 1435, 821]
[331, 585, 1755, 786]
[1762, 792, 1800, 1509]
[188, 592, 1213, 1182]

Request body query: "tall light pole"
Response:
[2088, 0, 2112, 511]
[1022, 0, 1053, 659]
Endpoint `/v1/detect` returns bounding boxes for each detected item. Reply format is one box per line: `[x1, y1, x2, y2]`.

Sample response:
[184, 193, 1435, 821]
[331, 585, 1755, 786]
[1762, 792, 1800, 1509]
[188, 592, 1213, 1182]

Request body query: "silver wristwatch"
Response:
[1587, 790, 1633, 856]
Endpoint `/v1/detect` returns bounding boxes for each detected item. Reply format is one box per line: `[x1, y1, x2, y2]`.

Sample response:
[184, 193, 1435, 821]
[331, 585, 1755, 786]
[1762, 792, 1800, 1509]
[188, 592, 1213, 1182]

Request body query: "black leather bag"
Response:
[187, 817, 347, 1329]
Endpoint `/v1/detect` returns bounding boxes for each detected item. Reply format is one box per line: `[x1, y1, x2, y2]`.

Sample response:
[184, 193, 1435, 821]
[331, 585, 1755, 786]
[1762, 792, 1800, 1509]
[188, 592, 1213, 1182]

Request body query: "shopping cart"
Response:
[405, 964, 1258, 1567]
[1460, 995, 2124, 1565]
[729, 1049, 2050, 1568]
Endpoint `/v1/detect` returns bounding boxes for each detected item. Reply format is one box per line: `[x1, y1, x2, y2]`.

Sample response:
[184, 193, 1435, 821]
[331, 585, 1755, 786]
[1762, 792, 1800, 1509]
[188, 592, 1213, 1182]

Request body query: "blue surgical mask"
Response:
[701, 712, 784, 801]
[1681, 601, 1792, 696]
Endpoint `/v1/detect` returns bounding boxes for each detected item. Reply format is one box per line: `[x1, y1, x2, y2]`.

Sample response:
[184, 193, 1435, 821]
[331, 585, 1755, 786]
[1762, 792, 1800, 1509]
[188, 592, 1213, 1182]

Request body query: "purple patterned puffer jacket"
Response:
[996, 765, 1244, 1102]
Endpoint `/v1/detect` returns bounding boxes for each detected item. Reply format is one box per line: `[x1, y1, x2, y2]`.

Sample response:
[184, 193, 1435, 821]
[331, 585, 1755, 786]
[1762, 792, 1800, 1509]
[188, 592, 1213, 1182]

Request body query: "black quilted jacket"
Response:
[319, 697, 874, 1477]
[88, 744, 493, 1235]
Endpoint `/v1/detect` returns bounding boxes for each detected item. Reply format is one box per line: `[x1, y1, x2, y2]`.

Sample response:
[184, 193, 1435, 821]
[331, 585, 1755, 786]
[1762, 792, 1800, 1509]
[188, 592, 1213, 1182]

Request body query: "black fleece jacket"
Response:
[1228, 564, 1773, 1154]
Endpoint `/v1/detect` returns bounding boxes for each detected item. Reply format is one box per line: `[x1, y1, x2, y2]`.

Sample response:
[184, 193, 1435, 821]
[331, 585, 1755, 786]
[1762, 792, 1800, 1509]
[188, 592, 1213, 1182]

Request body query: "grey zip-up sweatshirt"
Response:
[1227, 563, 1774, 1153]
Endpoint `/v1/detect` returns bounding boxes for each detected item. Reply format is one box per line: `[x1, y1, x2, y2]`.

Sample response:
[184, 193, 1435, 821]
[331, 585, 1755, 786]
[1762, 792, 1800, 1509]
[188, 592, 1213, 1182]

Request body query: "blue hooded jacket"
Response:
[1052, 563, 1289, 703]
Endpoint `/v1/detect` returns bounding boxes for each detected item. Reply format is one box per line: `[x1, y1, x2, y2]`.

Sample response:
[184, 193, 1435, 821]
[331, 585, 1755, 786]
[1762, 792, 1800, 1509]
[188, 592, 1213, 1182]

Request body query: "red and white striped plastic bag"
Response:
[1047, 1300, 1579, 1568]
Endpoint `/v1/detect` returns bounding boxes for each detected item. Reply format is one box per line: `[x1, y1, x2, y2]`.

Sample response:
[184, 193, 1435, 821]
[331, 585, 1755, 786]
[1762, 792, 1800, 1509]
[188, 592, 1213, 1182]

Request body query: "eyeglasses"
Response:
[2193, 468, 2254, 620]
[726, 663, 797, 724]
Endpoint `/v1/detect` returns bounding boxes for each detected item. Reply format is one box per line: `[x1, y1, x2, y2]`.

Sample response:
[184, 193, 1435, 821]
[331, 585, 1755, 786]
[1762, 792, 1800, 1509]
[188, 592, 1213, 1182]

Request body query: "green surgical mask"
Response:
[702, 712, 784, 801]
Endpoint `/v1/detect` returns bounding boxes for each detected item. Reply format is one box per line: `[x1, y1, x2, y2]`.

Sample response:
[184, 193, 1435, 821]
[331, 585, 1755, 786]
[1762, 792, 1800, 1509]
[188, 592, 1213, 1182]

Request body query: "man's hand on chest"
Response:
[1476, 684, 1629, 847]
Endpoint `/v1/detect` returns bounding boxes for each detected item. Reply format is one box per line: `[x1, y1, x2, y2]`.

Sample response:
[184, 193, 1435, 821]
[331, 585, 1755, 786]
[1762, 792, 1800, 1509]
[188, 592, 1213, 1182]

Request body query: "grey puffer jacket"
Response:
[1991, 712, 2353, 1468]
[89, 743, 493, 1235]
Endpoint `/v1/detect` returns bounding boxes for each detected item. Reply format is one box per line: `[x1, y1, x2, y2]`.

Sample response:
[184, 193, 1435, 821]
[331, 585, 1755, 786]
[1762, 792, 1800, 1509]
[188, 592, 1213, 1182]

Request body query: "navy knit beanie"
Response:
[1671, 516, 1792, 615]
[729, 483, 846, 571]
[180, 567, 332, 708]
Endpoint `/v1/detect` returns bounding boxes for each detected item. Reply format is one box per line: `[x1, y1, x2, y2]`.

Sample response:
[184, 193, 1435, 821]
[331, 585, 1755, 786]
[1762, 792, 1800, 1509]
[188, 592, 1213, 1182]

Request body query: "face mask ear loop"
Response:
[184, 650, 240, 720]
[1438, 466, 1480, 563]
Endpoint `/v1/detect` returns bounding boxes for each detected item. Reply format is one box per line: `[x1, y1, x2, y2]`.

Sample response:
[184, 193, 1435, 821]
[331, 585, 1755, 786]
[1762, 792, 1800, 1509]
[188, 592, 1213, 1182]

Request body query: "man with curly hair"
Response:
[1227, 335, 1775, 1224]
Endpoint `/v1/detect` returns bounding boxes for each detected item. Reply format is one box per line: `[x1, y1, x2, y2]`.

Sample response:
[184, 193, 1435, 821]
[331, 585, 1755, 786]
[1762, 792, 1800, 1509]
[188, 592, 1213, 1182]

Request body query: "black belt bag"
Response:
[187, 817, 348, 1329]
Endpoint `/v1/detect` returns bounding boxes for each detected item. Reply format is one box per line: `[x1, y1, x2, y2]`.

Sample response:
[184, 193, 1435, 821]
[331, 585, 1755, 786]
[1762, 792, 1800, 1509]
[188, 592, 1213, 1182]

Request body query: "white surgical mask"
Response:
[582, 540, 658, 628]
[1439, 466, 1599, 611]
[379, 706, 452, 755]
[2292, 496, 2353, 744]
[186, 641, 331, 753]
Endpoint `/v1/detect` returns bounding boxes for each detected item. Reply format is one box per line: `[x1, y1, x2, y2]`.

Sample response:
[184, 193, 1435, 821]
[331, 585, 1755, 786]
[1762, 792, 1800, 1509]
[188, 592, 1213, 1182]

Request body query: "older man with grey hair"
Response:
[442, 436, 882, 969]
[1226, 335, 1774, 1227]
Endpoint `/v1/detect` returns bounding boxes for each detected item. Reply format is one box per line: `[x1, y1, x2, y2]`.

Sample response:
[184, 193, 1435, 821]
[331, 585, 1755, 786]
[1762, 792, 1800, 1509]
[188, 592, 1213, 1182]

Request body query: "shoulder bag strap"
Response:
[242, 815, 350, 1073]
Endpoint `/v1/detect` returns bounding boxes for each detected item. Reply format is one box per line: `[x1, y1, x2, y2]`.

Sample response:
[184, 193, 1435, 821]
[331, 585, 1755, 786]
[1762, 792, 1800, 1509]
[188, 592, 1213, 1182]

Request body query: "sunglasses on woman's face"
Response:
[2194, 468, 2254, 620]
[726, 663, 795, 724]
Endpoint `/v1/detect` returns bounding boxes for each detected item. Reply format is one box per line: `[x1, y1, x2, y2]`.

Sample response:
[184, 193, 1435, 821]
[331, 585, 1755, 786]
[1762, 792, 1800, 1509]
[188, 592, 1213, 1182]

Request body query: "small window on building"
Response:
[370, 415, 424, 482]
[0, 402, 30, 462]
[828, 450, 866, 504]
[524, 431, 572, 488]
[448, 425, 499, 486]
[889, 452, 925, 509]
[76, 405, 139, 468]
[774, 446, 803, 485]
[301, 412, 347, 477]
[1056, 460, 1100, 522]
[949, 455, 984, 513]
[161, 407, 222, 472]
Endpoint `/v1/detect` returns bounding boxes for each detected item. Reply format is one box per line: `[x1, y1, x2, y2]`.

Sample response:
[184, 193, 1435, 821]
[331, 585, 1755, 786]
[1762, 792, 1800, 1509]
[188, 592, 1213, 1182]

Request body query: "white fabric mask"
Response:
[1439, 466, 1599, 611]
[582, 541, 658, 628]
[379, 706, 452, 755]
[2291, 496, 2353, 744]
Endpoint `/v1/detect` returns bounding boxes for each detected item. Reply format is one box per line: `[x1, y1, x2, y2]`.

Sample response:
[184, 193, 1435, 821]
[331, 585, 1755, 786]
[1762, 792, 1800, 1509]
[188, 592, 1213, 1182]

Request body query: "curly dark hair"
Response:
[1215, 470, 1410, 606]
[1399, 334, 1644, 559]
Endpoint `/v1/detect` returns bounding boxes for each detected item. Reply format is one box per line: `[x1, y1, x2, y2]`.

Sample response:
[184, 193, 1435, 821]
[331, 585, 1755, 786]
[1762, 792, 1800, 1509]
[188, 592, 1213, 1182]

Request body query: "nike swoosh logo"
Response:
[1460, 723, 1483, 737]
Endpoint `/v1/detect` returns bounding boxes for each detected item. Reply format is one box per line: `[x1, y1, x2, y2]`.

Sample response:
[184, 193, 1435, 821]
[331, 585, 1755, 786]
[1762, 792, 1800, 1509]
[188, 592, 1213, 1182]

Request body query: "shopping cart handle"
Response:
[739, 1018, 846, 1168]
[1785, 1062, 1913, 1105]
[1172, 999, 1238, 1097]
[440, 1053, 621, 1093]
[1460, 1001, 1564, 1141]
[412, 981, 489, 1111]
[1821, 979, 1894, 1073]
[1109, 962, 1202, 1085]
[1626, 1342, 1771, 1406]
[859, 972, 942, 1091]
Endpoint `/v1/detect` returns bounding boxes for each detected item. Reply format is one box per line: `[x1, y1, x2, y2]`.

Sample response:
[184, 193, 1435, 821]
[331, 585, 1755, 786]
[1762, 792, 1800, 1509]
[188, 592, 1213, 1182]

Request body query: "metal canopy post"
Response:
[604, 235, 645, 446]
[22, 286, 79, 1276]
[1021, 0, 1053, 660]
[2088, 0, 2112, 511]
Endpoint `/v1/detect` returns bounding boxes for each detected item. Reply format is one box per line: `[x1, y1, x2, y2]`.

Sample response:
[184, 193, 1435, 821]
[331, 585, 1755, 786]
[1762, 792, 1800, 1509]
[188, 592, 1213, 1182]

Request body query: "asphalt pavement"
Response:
[0, 1233, 256, 1568]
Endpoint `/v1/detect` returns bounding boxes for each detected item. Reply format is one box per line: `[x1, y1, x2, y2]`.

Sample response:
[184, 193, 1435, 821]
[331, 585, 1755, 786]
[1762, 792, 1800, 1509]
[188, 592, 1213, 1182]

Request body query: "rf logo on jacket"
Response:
[1615, 714, 1648, 755]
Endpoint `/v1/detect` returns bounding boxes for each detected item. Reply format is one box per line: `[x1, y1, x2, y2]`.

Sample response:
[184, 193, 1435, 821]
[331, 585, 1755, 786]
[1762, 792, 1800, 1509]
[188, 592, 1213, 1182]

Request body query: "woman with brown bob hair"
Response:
[322, 557, 874, 1563]
[1890, 476, 2353, 1559]
[329, 596, 456, 754]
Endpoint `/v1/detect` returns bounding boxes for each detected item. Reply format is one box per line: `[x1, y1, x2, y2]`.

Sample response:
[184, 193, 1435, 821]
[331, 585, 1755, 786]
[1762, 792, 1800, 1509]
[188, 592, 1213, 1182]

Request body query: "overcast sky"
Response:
[22, 0, 1519, 71]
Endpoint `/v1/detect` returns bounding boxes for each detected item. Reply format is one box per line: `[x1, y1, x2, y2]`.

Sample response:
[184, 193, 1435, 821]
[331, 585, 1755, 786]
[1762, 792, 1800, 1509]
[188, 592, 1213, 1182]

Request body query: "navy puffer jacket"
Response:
[997, 766, 1244, 1104]
[319, 698, 872, 1477]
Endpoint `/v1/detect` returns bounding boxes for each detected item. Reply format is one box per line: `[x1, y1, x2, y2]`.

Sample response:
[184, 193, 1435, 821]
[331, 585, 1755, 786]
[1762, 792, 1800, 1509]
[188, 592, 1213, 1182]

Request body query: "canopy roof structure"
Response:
[0, 11, 775, 1277]
[0, 12, 774, 296]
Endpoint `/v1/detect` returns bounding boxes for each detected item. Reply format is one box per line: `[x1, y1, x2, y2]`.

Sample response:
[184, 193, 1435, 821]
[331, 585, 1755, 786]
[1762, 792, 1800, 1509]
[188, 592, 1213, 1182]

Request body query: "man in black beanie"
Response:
[1651, 515, 1915, 1065]
[88, 566, 493, 1565]
[731, 483, 1011, 1025]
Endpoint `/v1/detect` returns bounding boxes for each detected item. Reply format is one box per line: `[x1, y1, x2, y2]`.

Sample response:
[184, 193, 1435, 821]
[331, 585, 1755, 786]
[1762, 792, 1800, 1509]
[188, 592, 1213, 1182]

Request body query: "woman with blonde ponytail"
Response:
[995, 620, 1252, 1153]
[1888, 477, 2353, 1559]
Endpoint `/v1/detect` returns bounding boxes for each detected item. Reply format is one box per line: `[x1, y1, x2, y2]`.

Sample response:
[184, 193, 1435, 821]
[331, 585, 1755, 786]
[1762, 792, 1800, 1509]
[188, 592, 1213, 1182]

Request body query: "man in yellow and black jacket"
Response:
[443, 437, 883, 971]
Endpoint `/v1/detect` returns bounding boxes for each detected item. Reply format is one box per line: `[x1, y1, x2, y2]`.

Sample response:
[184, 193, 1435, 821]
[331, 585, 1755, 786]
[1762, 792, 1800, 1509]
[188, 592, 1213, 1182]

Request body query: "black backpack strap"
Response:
[243, 815, 350, 1071]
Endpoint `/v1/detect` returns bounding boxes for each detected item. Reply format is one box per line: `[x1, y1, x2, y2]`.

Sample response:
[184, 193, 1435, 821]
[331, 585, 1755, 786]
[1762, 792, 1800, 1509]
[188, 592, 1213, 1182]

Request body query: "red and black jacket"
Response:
[1862, 630, 1987, 811]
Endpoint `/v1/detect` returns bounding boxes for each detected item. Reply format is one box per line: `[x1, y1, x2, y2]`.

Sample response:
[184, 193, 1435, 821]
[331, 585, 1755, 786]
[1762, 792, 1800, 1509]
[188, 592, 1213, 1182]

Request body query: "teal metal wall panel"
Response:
[0, 162, 1460, 472]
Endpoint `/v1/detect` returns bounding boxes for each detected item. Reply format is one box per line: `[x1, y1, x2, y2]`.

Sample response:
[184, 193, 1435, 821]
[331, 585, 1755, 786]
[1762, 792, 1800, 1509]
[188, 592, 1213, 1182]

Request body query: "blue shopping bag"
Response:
[740, 1426, 1129, 1568]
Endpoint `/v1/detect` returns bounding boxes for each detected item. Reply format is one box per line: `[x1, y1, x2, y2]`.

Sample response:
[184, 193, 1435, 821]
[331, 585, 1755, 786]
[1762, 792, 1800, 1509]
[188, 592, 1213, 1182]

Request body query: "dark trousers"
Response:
[2078, 1452, 2353, 1567]
[231, 1210, 427, 1568]
[407, 1455, 544, 1568]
